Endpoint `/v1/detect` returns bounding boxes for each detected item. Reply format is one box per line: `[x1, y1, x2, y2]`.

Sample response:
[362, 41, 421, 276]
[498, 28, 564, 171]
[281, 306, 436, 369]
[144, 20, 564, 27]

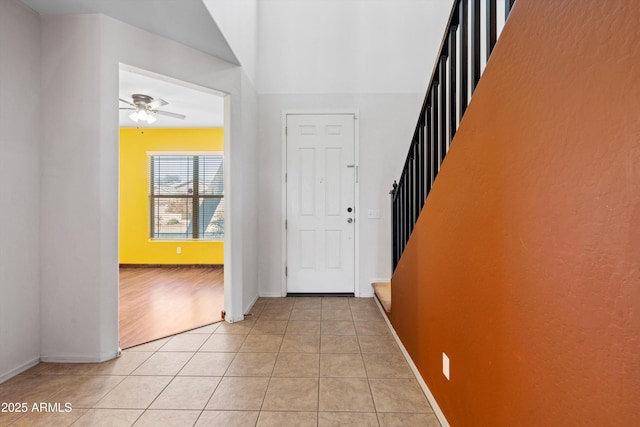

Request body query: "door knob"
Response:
[347, 218, 353, 223]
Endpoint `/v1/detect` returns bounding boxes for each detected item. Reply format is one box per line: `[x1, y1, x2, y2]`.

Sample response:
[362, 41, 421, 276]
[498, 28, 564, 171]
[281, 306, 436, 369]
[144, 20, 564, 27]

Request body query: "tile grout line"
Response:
[140, 330, 216, 425]
[66, 343, 161, 424]
[353, 303, 384, 427]
[255, 300, 289, 423]
[5, 297, 420, 427]
[316, 305, 322, 421]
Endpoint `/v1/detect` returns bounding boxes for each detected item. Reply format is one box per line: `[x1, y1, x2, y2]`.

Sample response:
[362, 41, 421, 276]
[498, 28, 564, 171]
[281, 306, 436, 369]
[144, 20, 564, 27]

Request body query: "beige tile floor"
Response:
[0, 297, 441, 427]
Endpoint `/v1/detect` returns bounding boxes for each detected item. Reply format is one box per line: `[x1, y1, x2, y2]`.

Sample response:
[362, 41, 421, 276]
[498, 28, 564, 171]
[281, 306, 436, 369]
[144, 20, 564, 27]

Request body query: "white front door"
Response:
[286, 114, 356, 293]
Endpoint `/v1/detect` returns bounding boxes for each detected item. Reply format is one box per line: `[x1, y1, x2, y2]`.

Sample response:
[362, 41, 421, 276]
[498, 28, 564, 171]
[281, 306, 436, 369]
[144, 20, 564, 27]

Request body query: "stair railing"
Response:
[391, 0, 516, 271]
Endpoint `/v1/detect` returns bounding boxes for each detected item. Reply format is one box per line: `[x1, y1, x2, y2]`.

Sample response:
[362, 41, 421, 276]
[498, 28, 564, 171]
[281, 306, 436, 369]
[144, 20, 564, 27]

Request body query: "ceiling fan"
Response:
[119, 94, 186, 124]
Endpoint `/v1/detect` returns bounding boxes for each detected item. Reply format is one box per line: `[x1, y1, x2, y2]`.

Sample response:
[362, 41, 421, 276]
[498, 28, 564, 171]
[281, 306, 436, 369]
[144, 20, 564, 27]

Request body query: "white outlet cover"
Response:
[443, 352, 450, 380]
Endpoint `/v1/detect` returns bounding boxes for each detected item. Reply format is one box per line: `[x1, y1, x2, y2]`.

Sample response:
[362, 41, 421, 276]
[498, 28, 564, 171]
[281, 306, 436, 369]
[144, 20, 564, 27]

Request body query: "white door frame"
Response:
[281, 110, 360, 297]
[118, 63, 236, 329]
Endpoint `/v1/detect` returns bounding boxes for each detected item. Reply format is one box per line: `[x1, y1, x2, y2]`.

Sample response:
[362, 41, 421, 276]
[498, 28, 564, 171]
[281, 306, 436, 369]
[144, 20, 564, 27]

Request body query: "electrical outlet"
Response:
[443, 352, 450, 380]
[176, 246, 181, 254]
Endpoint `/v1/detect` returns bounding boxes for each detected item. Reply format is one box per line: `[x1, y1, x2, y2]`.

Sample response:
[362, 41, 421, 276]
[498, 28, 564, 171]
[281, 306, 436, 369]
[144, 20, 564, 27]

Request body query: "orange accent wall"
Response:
[390, 0, 640, 425]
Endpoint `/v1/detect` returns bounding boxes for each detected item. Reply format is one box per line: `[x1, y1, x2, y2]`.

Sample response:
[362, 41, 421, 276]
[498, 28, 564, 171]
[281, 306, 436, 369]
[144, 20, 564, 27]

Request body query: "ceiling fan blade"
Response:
[119, 107, 135, 111]
[147, 98, 168, 109]
[119, 98, 135, 107]
[155, 110, 186, 120]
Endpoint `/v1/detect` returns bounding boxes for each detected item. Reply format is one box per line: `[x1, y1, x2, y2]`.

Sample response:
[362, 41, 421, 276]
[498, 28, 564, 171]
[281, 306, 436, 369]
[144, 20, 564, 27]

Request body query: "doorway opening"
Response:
[118, 65, 227, 348]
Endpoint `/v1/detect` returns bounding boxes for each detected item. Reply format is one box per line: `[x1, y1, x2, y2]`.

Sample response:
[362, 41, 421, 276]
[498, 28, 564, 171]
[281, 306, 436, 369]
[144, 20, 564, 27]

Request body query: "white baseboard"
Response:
[0, 357, 40, 384]
[373, 298, 450, 427]
[259, 292, 284, 298]
[244, 293, 259, 316]
[40, 350, 119, 364]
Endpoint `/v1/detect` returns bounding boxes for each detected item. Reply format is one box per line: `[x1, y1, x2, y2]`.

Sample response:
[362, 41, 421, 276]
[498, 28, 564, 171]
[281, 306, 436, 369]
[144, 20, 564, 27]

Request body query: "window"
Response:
[150, 154, 224, 240]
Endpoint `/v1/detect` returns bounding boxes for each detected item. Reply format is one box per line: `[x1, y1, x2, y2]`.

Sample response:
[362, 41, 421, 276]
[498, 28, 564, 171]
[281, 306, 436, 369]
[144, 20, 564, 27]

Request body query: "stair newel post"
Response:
[390, 180, 398, 270]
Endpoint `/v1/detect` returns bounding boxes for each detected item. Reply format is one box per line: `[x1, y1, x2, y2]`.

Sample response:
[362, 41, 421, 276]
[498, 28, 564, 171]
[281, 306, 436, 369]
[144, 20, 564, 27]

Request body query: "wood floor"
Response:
[119, 266, 224, 349]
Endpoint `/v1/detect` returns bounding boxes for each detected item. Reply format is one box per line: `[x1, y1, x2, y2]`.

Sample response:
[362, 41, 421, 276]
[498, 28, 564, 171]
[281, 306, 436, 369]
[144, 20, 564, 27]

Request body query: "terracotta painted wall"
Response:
[390, 0, 640, 425]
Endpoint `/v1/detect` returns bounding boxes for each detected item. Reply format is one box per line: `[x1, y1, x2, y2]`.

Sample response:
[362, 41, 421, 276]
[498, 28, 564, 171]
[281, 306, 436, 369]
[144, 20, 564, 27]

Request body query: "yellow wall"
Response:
[119, 128, 224, 264]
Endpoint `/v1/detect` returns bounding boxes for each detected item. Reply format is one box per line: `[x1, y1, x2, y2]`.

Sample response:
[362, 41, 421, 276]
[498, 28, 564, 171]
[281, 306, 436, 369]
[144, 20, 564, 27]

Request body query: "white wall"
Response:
[256, 0, 454, 297]
[240, 71, 260, 312]
[0, 0, 42, 382]
[204, 0, 258, 87]
[40, 13, 114, 362]
[40, 13, 259, 361]
[257, 0, 454, 94]
[258, 94, 423, 297]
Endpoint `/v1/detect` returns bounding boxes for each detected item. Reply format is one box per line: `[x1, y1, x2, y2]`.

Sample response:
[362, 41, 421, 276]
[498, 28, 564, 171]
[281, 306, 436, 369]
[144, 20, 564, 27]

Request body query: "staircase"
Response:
[387, 0, 516, 312]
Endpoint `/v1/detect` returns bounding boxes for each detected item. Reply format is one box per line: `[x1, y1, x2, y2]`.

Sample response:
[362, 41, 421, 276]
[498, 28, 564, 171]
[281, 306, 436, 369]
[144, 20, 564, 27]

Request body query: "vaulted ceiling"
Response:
[19, 0, 237, 64]
[20, 0, 454, 115]
[20, 0, 230, 128]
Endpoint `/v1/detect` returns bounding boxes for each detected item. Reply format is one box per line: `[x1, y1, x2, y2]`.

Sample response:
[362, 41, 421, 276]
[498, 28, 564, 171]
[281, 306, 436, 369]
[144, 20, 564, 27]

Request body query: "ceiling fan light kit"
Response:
[129, 110, 157, 124]
[120, 93, 186, 125]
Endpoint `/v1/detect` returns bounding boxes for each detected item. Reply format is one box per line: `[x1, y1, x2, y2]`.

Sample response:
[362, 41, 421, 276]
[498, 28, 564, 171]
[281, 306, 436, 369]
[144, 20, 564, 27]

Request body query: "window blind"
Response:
[149, 154, 224, 240]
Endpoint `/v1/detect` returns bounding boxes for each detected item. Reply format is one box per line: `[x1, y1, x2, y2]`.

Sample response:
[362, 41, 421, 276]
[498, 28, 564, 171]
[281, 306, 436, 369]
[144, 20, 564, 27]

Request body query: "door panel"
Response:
[286, 114, 355, 293]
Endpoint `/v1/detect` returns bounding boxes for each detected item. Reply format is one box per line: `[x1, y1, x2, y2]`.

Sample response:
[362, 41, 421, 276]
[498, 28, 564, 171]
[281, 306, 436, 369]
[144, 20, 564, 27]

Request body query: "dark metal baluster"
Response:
[471, 0, 481, 91]
[396, 184, 400, 267]
[409, 144, 414, 228]
[417, 134, 422, 216]
[408, 170, 412, 237]
[412, 139, 417, 223]
[424, 106, 431, 197]
[403, 172, 408, 241]
[424, 119, 428, 198]
[418, 122, 426, 211]
[459, 0, 469, 119]
[404, 168, 410, 241]
[396, 190, 400, 267]
[431, 85, 439, 181]
[413, 145, 417, 227]
[404, 173, 409, 249]
[425, 104, 432, 195]
[487, 0, 497, 56]
[448, 25, 458, 145]
[398, 176, 407, 254]
[400, 185, 404, 260]
[403, 178, 407, 256]
[396, 180, 402, 259]
[439, 56, 447, 165]
[391, 183, 397, 269]
[415, 132, 422, 219]
[417, 136, 421, 217]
